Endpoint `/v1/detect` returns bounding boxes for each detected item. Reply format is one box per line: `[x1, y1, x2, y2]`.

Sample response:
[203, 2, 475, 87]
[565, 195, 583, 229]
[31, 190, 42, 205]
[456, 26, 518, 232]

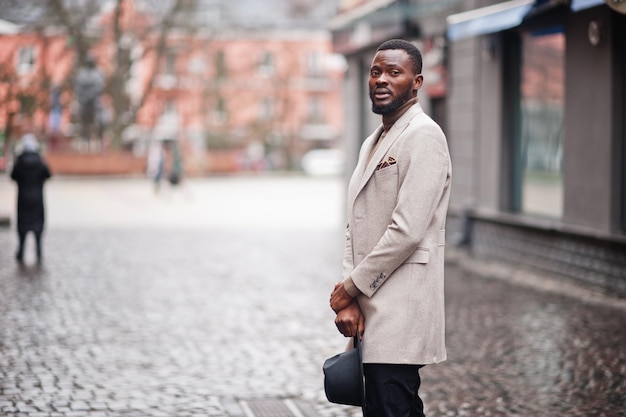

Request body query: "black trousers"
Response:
[363, 363, 425, 417]
[16, 230, 42, 261]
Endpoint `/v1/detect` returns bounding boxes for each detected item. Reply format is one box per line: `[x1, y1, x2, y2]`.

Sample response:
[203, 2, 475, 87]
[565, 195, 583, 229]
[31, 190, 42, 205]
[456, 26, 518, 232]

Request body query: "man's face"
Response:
[368, 49, 422, 115]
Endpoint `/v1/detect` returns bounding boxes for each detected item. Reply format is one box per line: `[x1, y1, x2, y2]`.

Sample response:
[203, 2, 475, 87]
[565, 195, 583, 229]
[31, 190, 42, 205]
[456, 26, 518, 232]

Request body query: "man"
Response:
[74, 55, 104, 152]
[330, 39, 452, 417]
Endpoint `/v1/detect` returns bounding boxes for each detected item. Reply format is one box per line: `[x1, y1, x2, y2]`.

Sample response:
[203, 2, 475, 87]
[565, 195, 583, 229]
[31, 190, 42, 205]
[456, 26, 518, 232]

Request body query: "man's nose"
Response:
[376, 74, 388, 85]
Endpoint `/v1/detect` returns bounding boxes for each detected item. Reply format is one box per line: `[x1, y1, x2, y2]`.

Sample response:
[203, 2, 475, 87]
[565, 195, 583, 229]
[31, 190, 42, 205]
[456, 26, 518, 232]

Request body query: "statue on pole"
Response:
[74, 55, 104, 152]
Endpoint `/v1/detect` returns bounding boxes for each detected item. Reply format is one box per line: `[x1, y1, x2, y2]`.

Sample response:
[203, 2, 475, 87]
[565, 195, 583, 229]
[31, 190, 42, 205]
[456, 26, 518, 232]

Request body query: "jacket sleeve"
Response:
[341, 133, 375, 283]
[350, 125, 450, 298]
[342, 222, 354, 279]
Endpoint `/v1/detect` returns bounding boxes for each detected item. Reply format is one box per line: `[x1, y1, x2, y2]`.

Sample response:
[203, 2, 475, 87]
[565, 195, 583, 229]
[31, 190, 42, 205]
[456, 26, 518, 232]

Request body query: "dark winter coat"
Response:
[10, 151, 51, 234]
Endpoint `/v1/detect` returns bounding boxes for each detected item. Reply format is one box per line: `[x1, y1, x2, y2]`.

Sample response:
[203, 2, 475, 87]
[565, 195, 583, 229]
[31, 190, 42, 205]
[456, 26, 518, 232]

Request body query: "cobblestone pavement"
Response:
[0, 176, 625, 417]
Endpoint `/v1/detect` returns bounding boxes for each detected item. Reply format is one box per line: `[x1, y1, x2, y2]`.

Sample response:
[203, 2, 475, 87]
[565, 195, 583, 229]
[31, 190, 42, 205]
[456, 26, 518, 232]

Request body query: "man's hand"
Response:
[330, 282, 353, 313]
[335, 301, 365, 338]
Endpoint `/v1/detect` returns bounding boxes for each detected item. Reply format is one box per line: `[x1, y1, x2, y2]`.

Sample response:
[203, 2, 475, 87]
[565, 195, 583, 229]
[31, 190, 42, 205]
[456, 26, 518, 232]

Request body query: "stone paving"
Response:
[0, 175, 625, 417]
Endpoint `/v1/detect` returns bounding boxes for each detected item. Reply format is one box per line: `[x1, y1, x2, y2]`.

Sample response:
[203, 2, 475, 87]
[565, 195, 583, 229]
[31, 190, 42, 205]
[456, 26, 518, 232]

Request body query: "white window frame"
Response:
[17, 46, 36, 75]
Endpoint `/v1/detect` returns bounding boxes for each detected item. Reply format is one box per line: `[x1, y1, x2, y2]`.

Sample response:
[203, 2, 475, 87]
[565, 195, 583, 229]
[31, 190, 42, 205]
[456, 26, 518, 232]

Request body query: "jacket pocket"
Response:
[404, 247, 430, 264]
[374, 163, 398, 177]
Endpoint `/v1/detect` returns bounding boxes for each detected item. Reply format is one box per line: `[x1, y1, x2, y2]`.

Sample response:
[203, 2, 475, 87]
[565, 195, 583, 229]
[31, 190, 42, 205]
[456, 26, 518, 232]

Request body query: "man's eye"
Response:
[370, 70, 380, 76]
[390, 70, 400, 76]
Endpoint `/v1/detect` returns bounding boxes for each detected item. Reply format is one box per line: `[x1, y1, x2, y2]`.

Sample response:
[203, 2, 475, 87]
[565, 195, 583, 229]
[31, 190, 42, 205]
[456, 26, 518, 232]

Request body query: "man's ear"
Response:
[413, 74, 424, 92]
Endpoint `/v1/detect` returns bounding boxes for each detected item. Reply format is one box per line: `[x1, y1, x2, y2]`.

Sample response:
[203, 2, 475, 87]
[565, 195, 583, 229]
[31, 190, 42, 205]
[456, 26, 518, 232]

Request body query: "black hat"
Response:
[322, 335, 365, 407]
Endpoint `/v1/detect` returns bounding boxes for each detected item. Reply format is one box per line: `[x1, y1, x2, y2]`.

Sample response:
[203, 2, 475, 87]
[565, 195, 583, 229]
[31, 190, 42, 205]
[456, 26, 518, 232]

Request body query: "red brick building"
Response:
[0, 1, 345, 174]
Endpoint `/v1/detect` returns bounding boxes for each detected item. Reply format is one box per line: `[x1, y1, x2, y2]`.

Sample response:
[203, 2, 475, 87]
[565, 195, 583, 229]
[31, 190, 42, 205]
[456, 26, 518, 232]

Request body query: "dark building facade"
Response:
[330, 0, 626, 296]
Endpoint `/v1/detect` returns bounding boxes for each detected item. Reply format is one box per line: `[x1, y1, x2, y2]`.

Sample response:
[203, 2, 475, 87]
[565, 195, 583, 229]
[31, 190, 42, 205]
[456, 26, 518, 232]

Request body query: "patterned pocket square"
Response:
[376, 156, 397, 171]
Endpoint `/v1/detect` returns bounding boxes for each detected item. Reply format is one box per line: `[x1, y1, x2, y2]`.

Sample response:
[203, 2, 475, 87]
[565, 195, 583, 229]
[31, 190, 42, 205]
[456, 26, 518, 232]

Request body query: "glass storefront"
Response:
[518, 29, 565, 218]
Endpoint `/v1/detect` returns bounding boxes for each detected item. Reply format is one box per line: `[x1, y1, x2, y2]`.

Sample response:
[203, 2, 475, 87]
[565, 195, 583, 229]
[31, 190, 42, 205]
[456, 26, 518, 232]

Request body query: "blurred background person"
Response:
[74, 55, 104, 153]
[10, 133, 52, 263]
[146, 141, 165, 193]
[167, 141, 183, 186]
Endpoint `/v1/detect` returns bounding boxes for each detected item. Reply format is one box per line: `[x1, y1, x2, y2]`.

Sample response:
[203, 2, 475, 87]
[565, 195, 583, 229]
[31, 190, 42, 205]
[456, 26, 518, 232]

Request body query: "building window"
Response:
[213, 96, 228, 123]
[157, 51, 178, 89]
[258, 51, 274, 76]
[513, 29, 565, 218]
[215, 50, 226, 79]
[307, 95, 324, 122]
[163, 99, 176, 115]
[17, 46, 36, 75]
[307, 50, 322, 76]
[188, 55, 206, 75]
[260, 98, 273, 120]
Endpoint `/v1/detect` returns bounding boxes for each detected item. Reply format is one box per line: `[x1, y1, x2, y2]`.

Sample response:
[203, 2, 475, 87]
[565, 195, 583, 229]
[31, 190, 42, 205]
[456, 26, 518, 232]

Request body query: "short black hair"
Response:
[376, 39, 422, 74]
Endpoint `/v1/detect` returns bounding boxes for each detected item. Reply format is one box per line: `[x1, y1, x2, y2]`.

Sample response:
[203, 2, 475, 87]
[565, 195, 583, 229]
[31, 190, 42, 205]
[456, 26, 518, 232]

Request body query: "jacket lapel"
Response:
[350, 103, 423, 208]
[347, 126, 383, 205]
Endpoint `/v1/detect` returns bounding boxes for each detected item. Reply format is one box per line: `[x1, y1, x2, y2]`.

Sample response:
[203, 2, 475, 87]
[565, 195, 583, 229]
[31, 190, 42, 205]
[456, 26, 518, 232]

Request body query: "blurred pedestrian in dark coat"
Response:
[10, 134, 52, 263]
[74, 55, 104, 152]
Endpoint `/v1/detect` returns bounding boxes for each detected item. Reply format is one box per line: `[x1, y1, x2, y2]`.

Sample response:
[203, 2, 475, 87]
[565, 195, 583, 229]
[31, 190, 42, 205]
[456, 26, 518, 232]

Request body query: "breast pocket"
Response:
[374, 163, 398, 178]
[373, 164, 399, 208]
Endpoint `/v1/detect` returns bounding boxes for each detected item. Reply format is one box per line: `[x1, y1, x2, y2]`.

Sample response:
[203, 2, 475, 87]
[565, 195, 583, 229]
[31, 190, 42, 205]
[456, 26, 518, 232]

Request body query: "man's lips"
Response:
[373, 89, 392, 100]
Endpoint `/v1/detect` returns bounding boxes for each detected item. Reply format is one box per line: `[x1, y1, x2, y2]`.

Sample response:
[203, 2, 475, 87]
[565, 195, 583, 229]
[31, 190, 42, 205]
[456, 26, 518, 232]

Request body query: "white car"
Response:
[301, 149, 345, 176]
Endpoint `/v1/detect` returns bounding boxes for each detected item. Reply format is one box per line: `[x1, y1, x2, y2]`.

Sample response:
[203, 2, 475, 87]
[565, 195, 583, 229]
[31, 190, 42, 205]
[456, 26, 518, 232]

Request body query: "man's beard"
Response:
[370, 88, 413, 115]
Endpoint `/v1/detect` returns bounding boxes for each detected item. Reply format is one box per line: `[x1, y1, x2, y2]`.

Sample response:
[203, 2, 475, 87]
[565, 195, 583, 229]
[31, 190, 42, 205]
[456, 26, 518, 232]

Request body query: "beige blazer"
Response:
[343, 102, 452, 365]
